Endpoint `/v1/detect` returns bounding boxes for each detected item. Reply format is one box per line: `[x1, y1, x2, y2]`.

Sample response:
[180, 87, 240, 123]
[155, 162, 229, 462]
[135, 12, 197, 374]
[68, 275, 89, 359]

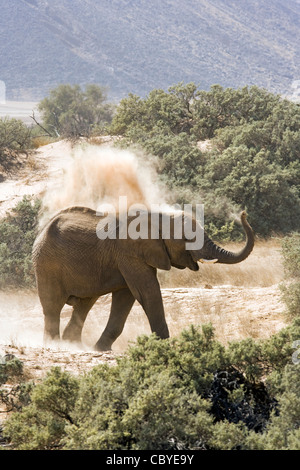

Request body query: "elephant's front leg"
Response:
[119, 262, 170, 341]
[95, 288, 135, 351]
[138, 283, 170, 340]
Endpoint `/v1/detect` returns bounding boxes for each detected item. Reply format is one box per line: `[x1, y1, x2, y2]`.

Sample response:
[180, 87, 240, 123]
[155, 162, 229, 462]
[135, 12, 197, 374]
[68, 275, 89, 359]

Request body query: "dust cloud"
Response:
[41, 142, 168, 225]
[0, 291, 43, 349]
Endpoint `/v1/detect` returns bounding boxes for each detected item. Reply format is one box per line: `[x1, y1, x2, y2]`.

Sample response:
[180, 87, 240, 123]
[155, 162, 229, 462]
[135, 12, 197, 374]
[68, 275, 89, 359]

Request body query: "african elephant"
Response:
[32, 206, 254, 350]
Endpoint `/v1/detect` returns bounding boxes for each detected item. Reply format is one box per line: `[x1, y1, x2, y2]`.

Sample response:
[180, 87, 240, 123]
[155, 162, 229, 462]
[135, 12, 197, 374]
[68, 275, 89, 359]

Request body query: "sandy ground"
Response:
[0, 282, 286, 379]
[0, 139, 73, 217]
[0, 139, 288, 385]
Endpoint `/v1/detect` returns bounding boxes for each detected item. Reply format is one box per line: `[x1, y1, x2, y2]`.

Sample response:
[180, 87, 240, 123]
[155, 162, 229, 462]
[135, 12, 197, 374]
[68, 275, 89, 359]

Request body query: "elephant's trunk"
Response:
[200, 211, 254, 265]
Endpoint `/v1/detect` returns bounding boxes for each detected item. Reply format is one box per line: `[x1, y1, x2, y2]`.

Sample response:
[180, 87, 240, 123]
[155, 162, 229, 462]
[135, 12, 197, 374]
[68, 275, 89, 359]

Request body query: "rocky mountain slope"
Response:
[0, 0, 299, 101]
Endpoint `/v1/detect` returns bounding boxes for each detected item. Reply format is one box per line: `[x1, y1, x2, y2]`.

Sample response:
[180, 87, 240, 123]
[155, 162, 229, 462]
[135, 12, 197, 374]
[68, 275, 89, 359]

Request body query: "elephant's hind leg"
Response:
[95, 288, 135, 351]
[38, 282, 66, 344]
[43, 303, 64, 343]
[62, 296, 98, 344]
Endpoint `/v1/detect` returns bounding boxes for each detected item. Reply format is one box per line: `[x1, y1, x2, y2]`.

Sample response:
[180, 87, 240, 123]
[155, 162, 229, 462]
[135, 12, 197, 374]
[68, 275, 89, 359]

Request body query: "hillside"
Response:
[0, 0, 299, 101]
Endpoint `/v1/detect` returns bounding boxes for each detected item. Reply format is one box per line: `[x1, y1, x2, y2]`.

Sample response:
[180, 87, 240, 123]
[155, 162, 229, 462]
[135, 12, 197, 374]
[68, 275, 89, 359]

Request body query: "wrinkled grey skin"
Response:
[32, 207, 254, 350]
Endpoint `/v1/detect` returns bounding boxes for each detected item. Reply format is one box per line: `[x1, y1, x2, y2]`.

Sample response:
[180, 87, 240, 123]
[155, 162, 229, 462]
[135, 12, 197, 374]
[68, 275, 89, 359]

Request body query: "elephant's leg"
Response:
[37, 279, 66, 343]
[120, 262, 170, 340]
[43, 306, 62, 343]
[41, 296, 65, 343]
[62, 296, 98, 344]
[95, 288, 135, 351]
[139, 283, 169, 340]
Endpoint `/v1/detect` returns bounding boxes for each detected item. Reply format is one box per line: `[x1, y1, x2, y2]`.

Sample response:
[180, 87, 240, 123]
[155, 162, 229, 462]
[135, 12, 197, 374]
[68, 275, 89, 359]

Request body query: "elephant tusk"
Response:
[198, 259, 218, 264]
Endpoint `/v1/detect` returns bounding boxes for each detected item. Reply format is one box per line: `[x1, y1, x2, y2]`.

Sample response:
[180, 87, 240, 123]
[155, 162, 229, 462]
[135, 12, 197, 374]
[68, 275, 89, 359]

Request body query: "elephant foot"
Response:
[43, 333, 60, 346]
[62, 326, 82, 345]
[94, 338, 113, 352]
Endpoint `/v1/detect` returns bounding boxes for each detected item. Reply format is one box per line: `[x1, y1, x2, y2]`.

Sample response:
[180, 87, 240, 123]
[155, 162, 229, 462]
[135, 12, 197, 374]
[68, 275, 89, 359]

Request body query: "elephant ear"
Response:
[142, 238, 171, 271]
[141, 211, 171, 271]
[119, 210, 171, 271]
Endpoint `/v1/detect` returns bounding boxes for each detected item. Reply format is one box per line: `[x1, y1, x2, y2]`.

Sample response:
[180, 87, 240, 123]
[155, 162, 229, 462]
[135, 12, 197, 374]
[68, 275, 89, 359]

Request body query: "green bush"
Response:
[0, 117, 32, 170]
[0, 354, 33, 424]
[0, 117, 32, 154]
[245, 365, 300, 450]
[0, 356, 23, 386]
[280, 233, 300, 320]
[110, 82, 300, 237]
[3, 320, 300, 450]
[2, 367, 78, 450]
[0, 196, 41, 288]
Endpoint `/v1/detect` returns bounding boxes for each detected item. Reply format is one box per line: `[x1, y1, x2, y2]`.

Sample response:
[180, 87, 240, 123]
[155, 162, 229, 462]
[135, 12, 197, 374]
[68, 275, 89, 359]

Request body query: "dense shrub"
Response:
[3, 319, 300, 450]
[110, 83, 300, 237]
[0, 355, 23, 386]
[0, 354, 32, 425]
[280, 233, 300, 320]
[0, 196, 41, 288]
[245, 364, 300, 450]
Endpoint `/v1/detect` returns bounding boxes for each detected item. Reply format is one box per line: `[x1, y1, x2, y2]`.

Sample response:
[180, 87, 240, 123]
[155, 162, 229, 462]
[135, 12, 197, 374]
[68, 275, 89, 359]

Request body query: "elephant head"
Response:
[120, 209, 254, 272]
